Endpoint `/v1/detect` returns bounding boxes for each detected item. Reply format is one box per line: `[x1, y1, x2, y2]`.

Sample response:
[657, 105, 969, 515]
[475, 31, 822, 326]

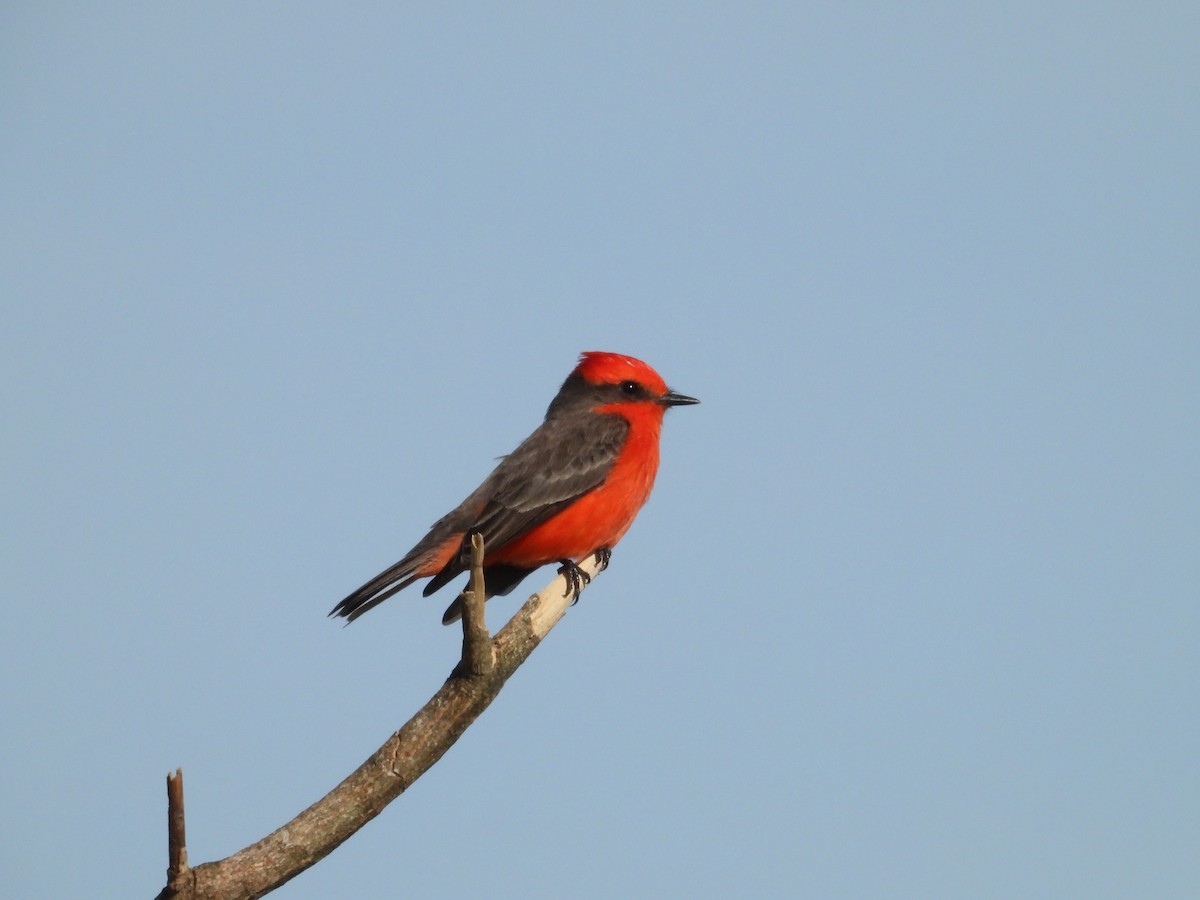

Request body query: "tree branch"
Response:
[456, 532, 494, 677]
[165, 769, 188, 888]
[156, 549, 606, 900]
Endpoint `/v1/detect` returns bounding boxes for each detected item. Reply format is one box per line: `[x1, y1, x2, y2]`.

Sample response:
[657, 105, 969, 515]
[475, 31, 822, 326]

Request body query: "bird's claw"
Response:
[593, 547, 612, 571]
[557, 558, 592, 604]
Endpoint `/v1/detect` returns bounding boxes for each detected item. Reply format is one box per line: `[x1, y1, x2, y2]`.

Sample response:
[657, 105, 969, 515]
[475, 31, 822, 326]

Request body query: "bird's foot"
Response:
[593, 547, 612, 571]
[557, 558, 592, 604]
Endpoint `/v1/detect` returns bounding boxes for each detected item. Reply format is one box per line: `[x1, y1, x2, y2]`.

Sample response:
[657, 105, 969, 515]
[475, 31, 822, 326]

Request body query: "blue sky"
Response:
[2, 5, 1197, 898]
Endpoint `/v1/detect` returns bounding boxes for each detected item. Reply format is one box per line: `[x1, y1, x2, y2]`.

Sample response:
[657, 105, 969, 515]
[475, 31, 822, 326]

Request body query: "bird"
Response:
[329, 351, 698, 625]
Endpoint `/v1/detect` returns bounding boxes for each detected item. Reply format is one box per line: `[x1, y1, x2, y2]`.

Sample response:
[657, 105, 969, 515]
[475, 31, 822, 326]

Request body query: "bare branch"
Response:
[159, 768, 190, 898]
[156, 551, 606, 900]
[456, 532, 494, 676]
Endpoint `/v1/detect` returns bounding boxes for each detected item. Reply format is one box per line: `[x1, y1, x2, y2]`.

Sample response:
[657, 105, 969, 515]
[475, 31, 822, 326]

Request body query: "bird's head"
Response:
[547, 351, 699, 419]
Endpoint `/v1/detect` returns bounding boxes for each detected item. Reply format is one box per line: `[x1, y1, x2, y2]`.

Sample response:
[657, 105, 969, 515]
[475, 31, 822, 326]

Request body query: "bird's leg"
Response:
[556, 558, 592, 604]
[593, 547, 612, 571]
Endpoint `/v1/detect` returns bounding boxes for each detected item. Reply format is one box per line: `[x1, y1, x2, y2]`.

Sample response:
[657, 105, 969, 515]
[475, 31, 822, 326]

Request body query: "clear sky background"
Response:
[3, 5, 1197, 899]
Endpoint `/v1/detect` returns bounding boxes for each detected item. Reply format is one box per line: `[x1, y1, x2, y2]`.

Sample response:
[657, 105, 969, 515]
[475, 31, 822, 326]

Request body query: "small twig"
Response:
[458, 532, 495, 676]
[166, 768, 188, 880]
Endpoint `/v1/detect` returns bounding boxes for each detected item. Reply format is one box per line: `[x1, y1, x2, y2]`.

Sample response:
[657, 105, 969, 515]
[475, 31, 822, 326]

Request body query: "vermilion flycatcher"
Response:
[330, 351, 698, 625]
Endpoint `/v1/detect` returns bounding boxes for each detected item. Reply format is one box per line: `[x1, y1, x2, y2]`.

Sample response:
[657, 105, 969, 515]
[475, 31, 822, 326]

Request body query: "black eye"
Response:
[619, 380, 640, 396]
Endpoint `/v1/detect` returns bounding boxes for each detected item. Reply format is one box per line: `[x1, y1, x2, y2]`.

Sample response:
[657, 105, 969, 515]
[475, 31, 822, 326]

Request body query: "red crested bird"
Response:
[330, 351, 698, 625]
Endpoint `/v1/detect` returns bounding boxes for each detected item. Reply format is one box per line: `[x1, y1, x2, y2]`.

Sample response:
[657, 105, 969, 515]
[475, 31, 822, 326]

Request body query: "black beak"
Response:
[661, 390, 700, 407]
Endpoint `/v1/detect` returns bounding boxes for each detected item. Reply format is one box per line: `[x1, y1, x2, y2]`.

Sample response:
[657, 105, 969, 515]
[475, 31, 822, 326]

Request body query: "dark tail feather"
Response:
[441, 593, 467, 626]
[329, 568, 421, 623]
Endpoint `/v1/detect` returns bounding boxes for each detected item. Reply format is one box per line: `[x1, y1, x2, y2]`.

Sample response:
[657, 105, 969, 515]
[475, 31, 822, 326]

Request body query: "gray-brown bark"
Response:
[156, 543, 605, 900]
